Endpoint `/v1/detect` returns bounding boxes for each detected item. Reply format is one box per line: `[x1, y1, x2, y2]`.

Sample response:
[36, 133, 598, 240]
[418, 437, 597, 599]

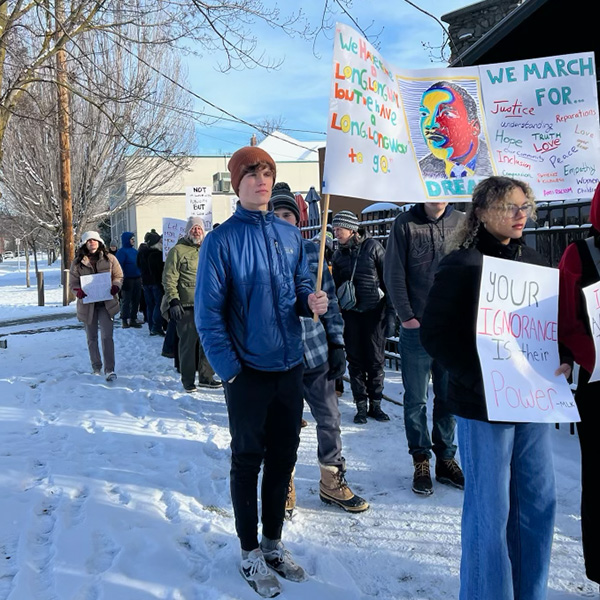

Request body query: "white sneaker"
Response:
[261, 542, 307, 583]
[105, 372, 117, 382]
[240, 549, 281, 598]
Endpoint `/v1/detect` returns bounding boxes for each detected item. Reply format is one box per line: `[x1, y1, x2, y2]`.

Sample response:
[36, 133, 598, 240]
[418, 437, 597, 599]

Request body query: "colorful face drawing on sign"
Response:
[418, 81, 493, 179]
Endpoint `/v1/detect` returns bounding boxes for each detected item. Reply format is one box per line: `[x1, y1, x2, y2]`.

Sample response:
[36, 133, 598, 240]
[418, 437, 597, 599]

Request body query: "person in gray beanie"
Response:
[331, 211, 396, 424]
[163, 216, 219, 391]
[331, 210, 359, 232]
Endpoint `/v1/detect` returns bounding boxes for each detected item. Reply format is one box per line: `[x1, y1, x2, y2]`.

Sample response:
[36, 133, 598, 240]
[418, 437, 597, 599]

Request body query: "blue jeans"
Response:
[143, 284, 164, 334]
[457, 417, 556, 600]
[400, 327, 456, 459]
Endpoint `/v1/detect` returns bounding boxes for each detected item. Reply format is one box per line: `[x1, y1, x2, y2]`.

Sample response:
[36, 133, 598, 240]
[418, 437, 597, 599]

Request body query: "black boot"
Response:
[353, 401, 367, 424]
[368, 399, 390, 421]
[122, 318, 130, 329]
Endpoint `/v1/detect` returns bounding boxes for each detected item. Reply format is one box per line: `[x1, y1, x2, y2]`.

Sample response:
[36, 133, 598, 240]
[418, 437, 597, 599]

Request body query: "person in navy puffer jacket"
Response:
[195, 146, 328, 596]
[115, 231, 142, 328]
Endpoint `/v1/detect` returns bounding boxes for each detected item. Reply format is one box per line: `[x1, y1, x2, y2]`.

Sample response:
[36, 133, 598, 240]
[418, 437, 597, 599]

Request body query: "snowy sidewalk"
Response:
[0, 261, 594, 599]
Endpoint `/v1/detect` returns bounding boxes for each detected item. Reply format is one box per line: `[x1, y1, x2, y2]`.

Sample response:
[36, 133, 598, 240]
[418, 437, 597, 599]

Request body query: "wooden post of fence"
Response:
[63, 269, 70, 306]
[37, 271, 45, 306]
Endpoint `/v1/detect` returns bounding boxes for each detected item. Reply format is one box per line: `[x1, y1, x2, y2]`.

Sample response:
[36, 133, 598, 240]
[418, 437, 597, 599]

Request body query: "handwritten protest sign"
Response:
[80, 272, 112, 304]
[582, 282, 600, 382]
[323, 23, 412, 203]
[186, 186, 213, 231]
[162, 217, 186, 261]
[323, 23, 600, 203]
[476, 255, 579, 423]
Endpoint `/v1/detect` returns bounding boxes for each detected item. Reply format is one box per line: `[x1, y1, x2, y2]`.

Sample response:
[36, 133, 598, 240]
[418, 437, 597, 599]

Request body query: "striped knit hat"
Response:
[332, 210, 359, 232]
[271, 182, 300, 224]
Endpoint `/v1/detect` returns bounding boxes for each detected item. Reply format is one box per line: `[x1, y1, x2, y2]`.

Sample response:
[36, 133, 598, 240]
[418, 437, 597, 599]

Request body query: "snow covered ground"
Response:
[0, 257, 596, 599]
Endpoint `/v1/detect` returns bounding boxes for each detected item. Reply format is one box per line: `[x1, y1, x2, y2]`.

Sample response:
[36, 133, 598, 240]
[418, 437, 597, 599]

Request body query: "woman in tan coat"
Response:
[70, 231, 123, 381]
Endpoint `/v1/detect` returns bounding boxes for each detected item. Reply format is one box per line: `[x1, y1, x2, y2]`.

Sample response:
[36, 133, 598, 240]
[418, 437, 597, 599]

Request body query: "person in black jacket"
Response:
[137, 230, 165, 336]
[420, 176, 571, 600]
[331, 210, 395, 424]
[384, 202, 465, 496]
[558, 181, 600, 586]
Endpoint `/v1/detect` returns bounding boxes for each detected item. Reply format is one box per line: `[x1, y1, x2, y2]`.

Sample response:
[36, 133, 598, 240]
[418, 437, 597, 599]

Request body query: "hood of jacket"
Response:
[121, 231, 134, 248]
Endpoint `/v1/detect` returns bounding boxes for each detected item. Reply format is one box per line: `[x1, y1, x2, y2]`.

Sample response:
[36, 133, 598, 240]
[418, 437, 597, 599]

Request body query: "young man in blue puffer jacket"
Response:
[195, 146, 328, 598]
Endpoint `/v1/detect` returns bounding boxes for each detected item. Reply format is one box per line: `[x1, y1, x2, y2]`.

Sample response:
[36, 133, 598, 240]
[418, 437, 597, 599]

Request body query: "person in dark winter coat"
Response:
[272, 183, 369, 515]
[137, 230, 165, 336]
[195, 147, 328, 597]
[384, 203, 465, 496]
[558, 181, 600, 586]
[115, 231, 142, 328]
[69, 231, 123, 381]
[331, 210, 395, 424]
[420, 176, 571, 600]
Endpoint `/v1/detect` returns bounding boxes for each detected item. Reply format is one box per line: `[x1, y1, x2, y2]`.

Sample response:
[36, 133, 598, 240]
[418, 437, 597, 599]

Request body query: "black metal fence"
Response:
[302, 199, 593, 379]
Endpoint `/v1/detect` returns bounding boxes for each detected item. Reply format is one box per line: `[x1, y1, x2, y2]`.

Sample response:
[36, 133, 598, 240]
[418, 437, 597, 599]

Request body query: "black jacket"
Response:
[420, 227, 547, 422]
[384, 204, 465, 322]
[332, 231, 388, 313]
[137, 243, 164, 286]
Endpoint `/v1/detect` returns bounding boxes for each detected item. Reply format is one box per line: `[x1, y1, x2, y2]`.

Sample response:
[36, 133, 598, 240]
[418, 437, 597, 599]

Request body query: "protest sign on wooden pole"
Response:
[313, 194, 330, 322]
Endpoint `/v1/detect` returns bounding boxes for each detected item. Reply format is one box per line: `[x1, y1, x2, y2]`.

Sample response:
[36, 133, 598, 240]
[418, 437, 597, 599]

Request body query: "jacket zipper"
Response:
[262, 217, 289, 366]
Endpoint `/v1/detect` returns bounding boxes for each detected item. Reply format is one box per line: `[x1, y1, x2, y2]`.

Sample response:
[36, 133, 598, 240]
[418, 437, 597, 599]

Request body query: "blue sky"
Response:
[184, 0, 472, 155]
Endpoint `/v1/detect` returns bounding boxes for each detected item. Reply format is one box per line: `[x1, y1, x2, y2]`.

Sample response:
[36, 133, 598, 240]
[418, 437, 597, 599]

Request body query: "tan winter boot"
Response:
[285, 469, 296, 520]
[319, 465, 369, 513]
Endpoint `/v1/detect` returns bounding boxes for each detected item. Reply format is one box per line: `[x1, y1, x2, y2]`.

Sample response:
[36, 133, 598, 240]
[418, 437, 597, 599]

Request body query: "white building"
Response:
[110, 132, 322, 243]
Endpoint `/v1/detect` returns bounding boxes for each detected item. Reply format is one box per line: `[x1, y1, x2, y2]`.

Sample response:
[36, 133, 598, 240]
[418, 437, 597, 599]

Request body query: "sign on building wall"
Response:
[323, 23, 600, 203]
[186, 186, 213, 231]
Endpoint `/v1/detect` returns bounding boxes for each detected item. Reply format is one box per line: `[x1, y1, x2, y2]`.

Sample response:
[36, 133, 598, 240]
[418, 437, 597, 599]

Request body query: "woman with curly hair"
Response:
[70, 231, 123, 381]
[421, 176, 571, 600]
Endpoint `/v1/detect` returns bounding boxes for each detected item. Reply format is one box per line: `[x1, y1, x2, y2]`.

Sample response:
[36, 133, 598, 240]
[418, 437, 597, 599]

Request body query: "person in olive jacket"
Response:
[69, 231, 123, 381]
[420, 177, 571, 600]
[331, 210, 396, 424]
[162, 217, 218, 392]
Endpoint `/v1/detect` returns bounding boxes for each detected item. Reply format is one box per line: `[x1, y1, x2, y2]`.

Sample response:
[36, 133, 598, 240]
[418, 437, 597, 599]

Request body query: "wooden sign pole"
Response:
[313, 193, 330, 322]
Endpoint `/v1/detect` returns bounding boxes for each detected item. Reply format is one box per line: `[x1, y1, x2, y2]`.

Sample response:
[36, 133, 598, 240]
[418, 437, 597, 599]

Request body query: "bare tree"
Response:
[0, 0, 316, 165]
[255, 116, 287, 143]
[0, 35, 194, 243]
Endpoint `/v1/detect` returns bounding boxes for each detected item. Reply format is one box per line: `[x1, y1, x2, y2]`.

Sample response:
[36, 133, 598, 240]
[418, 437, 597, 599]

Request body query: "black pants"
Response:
[342, 302, 386, 405]
[575, 368, 600, 584]
[223, 363, 303, 551]
[120, 276, 142, 321]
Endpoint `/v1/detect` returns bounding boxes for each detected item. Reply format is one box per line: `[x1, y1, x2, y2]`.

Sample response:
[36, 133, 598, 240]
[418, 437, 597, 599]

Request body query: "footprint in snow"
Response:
[107, 485, 131, 506]
[85, 532, 121, 574]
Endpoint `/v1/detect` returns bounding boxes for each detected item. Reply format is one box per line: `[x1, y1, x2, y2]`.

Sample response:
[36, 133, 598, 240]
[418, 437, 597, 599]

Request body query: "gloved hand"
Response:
[74, 288, 86, 299]
[110, 285, 120, 296]
[169, 299, 185, 322]
[385, 313, 397, 338]
[327, 345, 346, 381]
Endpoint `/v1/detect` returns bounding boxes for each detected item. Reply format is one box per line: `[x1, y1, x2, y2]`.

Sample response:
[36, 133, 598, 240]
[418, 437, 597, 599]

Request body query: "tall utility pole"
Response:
[55, 0, 74, 275]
